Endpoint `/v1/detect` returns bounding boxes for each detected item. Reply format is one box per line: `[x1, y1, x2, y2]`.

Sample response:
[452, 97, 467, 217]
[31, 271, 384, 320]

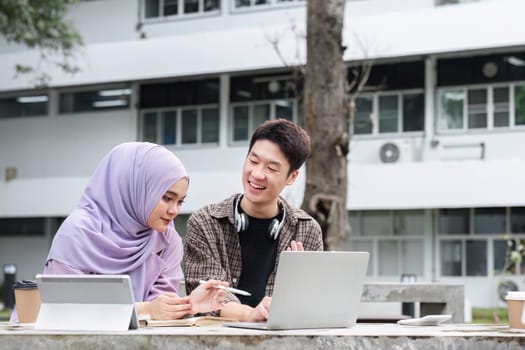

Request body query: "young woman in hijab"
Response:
[16, 142, 226, 321]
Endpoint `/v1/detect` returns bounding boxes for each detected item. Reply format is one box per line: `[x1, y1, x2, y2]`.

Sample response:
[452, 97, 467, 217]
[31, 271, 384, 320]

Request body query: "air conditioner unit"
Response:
[496, 276, 525, 305]
[379, 140, 414, 164]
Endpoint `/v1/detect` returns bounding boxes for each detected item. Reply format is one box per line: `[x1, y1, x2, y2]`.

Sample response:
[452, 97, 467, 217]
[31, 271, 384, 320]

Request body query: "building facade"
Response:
[1, 0, 525, 308]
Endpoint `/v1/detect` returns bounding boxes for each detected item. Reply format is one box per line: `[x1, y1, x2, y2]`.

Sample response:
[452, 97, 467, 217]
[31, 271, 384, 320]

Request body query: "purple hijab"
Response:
[47, 142, 188, 300]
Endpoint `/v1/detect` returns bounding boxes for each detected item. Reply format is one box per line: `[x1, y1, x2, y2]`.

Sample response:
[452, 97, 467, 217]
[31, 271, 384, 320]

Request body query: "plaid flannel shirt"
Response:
[183, 194, 323, 308]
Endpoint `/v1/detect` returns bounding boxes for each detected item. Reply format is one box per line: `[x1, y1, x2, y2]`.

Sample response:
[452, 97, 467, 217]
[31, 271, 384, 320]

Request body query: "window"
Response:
[437, 84, 522, 131]
[438, 207, 525, 277]
[437, 52, 525, 131]
[515, 85, 525, 125]
[346, 210, 425, 277]
[230, 73, 298, 143]
[174, 214, 190, 240]
[140, 79, 220, 146]
[144, 0, 220, 19]
[511, 207, 525, 233]
[230, 100, 294, 142]
[233, 0, 303, 10]
[0, 94, 48, 118]
[439, 209, 469, 234]
[474, 207, 506, 234]
[438, 89, 464, 130]
[59, 87, 130, 113]
[352, 91, 424, 135]
[142, 107, 219, 146]
[0, 218, 46, 236]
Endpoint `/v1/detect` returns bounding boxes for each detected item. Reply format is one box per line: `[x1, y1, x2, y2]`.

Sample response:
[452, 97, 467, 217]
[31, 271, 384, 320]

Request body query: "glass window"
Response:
[181, 109, 198, 144]
[439, 89, 464, 130]
[204, 0, 219, 11]
[142, 107, 218, 146]
[511, 207, 525, 233]
[230, 74, 298, 102]
[234, 0, 303, 8]
[143, 112, 157, 143]
[140, 79, 219, 109]
[145, 0, 219, 18]
[361, 211, 391, 236]
[515, 85, 525, 126]
[493, 239, 508, 274]
[440, 240, 462, 276]
[467, 88, 487, 129]
[145, 0, 160, 18]
[164, 0, 178, 15]
[378, 95, 398, 133]
[231, 100, 295, 143]
[473, 207, 506, 234]
[0, 218, 45, 236]
[253, 104, 270, 128]
[354, 96, 373, 134]
[401, 240, 424, 275]
[201, 108, 219, 143]
[402, 92, 424, 132]
[439, 208, 469, 234]
[348, 212, 361, 236]
[493, 87, 510, 127]
[174, 214, 190, 240]
[275, 100, 293, 121]
[393, 210, 424, 236]
[232, 105, 249, 141]
[59, 87, 130, 113]
[184, 0, 198, 13]
[0, 94, 48, 118]
[466, 240, 487, 276]
[235, 0, 251, 8]
[162, 111, 177, 145]
[378, 240, 398, 275]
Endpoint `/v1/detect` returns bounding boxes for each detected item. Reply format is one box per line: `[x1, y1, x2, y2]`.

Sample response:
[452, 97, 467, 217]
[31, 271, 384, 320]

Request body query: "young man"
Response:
[183, 119, 323, 322]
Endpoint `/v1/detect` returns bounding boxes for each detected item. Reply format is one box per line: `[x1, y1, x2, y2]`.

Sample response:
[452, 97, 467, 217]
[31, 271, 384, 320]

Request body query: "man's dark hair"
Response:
[248, 119, 311, 175]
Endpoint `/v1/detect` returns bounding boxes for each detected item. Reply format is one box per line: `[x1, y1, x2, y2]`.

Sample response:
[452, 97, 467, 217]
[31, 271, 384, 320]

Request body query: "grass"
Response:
[471, 307, 508, 324]
[0, 308, 11, 321]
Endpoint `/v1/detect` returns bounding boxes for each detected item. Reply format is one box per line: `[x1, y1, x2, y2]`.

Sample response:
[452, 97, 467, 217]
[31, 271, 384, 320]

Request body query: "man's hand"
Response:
[286, 240, 304, 251]
[249, 296, 272, 321]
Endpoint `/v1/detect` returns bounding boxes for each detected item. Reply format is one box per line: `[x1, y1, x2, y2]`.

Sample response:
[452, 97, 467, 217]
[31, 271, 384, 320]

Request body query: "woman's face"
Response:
[147, 177, 189, 233]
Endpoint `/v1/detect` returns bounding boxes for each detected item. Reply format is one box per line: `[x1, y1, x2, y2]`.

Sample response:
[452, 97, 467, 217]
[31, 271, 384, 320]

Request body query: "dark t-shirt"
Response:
[236, 215, 279, 307]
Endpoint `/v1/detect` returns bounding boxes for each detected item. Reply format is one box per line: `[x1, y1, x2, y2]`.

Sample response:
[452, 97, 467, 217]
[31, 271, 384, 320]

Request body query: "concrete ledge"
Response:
[0, 324, 522, 350]
[361, 282, 465, 323]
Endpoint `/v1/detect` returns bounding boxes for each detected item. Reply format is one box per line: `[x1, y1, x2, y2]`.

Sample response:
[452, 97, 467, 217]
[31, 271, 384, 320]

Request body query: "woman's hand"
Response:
[137, 292, 192, 320]
[188, 279, 228, 314]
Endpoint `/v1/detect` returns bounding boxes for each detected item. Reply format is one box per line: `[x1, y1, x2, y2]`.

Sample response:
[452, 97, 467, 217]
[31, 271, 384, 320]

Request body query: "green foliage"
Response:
[471, 307, 508, 324]
[515, 85, 525, 125]
[0, 0, 83, 86]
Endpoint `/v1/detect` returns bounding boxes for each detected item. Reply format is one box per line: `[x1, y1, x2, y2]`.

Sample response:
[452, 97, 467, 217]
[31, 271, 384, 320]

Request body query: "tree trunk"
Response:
[302, 0, 348, 251]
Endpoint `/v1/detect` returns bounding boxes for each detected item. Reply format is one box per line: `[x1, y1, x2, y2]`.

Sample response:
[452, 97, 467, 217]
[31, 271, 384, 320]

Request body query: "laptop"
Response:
[225, 250, 369, 330]
[35, 274, 138, 331]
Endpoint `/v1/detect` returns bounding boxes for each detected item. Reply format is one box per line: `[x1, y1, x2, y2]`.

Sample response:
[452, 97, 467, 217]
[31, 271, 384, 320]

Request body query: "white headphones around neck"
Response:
[234, 195, 286, 240]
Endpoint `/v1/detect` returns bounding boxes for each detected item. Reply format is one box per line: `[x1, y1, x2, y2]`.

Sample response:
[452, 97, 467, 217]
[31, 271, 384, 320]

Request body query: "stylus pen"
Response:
[199, 280, 251, 296]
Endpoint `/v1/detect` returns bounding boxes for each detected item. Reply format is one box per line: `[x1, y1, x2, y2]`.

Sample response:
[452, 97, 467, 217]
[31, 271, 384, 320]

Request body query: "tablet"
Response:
[35, 274, 138, 331]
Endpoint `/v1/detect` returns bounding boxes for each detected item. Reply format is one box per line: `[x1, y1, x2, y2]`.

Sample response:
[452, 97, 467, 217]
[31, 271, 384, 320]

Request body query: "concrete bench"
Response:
[361, 282, 465, 323]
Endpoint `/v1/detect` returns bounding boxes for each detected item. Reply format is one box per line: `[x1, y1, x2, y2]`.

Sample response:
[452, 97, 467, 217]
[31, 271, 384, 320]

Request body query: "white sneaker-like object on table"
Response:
[397, 314, 452, 326]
